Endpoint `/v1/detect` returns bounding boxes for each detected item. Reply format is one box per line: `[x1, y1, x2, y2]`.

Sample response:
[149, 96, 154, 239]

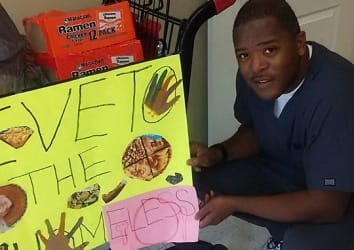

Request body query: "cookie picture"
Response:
[0, 126, 33, 149]
[0, 184, 27, 233]
[122, 134, 171, 181]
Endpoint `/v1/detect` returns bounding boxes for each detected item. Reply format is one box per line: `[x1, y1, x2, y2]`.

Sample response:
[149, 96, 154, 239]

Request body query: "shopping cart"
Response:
[96, 2, 237, 250]
[103, 0, 236, 105]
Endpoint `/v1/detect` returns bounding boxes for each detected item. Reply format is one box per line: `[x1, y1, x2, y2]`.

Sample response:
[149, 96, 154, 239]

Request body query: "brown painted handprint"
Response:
[37, 212, 88, 250]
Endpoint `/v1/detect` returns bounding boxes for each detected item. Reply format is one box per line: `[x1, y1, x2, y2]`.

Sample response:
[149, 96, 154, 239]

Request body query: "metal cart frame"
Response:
[95, 2, 237, 250]
[103, 0, 236, 105]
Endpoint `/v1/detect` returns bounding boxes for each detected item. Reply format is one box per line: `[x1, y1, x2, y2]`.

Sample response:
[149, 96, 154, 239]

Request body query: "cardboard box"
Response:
[36, 39, 144, 82]
[23, 1, 136, 56]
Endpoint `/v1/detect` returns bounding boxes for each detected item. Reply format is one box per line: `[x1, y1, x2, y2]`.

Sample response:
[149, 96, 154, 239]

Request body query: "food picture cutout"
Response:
[0, 184, 27, 233]
[0, 126, 33, 149]
[122, 134, 172, 181]
[165, 172, 183, 185]
[67, 184, 101, 209]
[0, 243, 11, 250]
[102, 179, 127, 204]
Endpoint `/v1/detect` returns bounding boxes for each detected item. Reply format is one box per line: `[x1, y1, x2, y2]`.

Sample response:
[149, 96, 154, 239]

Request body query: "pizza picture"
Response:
[122, 134, 171, 181]
[0, 126, 33, 149]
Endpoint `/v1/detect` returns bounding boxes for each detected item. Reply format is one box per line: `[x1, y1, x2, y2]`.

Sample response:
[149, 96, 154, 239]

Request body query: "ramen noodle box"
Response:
[35, 39, 144, 82]
[23, 1, 136, 57]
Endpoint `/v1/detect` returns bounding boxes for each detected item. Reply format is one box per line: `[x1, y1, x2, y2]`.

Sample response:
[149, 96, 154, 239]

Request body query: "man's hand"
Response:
[196, 192, 235, 228]
[187, 143, 223, 172]
[187, 125, 260, 172]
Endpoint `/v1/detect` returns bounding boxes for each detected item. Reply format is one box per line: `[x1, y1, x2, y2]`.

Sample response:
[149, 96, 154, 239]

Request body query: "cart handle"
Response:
[179, 0, 236, 104]
[213, 0, 236, 14]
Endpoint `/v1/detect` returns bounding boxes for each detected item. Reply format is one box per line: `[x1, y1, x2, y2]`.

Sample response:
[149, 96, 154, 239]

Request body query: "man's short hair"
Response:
[233, 0, 300, 37]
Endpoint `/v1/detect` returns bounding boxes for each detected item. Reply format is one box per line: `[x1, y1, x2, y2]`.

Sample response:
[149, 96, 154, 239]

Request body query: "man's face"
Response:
[233, 17, 306, 100]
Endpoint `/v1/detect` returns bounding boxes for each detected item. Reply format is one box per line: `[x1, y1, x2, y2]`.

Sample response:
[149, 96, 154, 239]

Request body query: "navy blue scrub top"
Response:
[234, 42, 354, 192]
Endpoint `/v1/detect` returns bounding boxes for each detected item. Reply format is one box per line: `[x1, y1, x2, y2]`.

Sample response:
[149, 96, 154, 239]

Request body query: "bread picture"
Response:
[122, 134, 171, 181]
[0, 126, 33, 149]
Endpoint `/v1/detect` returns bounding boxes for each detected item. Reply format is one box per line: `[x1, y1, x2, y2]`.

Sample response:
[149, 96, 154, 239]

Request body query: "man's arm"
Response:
[188, 124, 260, 169]
[196, 190, 351, 228]
[221, 124, 260, 161]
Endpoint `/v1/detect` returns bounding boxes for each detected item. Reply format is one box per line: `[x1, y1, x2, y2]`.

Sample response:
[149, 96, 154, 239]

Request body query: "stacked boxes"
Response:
[36, 39, 143, 81]
[24, 1, 144, 82]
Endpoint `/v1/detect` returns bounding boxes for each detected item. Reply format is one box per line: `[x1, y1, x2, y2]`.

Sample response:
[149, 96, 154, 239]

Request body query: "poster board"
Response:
[0, 55, 198, 249]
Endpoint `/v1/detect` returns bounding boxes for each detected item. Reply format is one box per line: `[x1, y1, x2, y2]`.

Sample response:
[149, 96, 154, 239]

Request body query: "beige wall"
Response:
[170, 1, 208, 144]
[2, 0, 208, 143]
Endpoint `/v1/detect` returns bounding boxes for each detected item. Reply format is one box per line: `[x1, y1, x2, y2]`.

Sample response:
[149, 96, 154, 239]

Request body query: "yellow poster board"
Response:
[0, 55, 192, 249]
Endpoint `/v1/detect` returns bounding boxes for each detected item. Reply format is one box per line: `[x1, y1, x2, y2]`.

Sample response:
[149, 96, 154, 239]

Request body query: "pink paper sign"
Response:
[103, 185, 199, 250]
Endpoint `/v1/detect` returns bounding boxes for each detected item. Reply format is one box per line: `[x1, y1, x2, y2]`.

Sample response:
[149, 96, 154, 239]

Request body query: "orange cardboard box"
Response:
[36, 39, 144, 82]
[23, 1, 136, 56]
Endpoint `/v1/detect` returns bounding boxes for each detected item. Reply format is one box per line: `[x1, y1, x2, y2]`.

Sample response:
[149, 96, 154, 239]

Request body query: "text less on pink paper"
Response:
[103, 185, 199, 250]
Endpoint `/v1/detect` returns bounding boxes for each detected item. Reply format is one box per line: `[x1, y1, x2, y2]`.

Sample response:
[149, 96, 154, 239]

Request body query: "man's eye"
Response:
[264, 48, 276, 54]
[237, 53, 248, 60]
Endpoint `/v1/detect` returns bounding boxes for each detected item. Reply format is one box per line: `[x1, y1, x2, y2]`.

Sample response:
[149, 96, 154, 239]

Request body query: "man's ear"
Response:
[296, 31, 307, 56]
